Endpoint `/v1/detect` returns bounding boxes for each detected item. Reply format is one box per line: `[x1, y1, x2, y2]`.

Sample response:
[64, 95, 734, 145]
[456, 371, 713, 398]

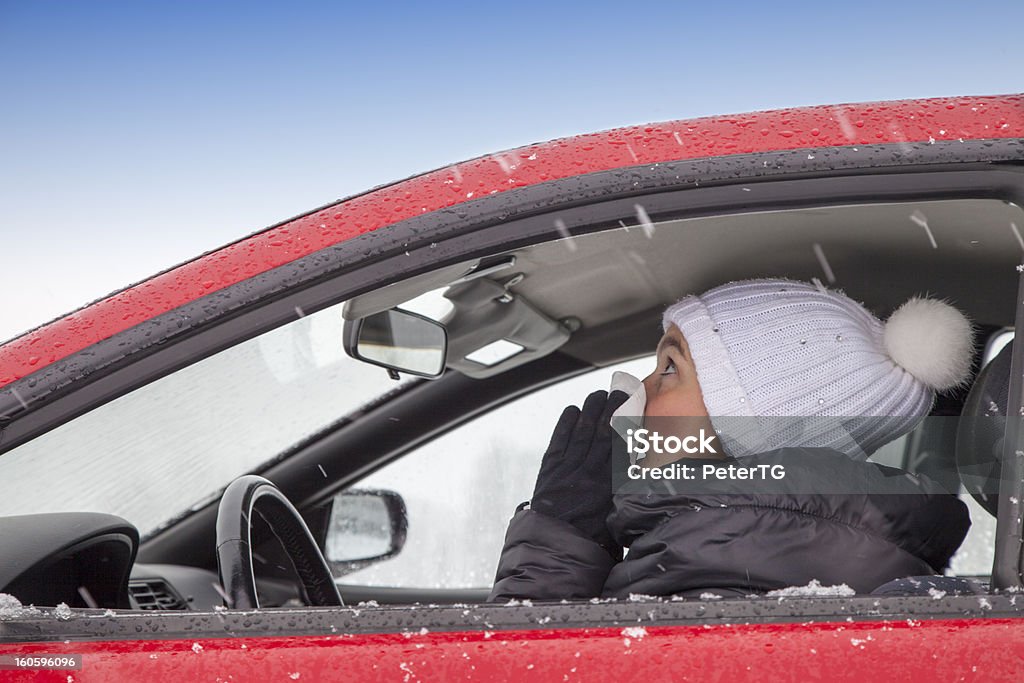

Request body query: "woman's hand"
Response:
[530, 389, 628, 556]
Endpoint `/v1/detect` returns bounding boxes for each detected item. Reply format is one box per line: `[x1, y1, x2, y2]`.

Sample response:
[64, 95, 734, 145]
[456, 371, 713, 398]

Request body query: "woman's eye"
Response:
[660, 359, 676, 376]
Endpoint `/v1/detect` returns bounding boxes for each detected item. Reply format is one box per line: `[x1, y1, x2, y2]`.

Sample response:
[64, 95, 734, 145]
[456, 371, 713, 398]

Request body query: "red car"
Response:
[1, 94, 1023, 681]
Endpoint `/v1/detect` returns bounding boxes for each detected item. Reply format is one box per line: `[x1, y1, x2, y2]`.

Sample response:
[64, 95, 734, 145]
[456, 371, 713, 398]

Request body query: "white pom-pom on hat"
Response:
[883, 297, 973, 391]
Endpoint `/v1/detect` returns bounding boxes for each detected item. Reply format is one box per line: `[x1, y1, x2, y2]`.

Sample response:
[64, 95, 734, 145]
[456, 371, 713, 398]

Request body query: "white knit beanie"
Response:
[662, 279, 973, 458]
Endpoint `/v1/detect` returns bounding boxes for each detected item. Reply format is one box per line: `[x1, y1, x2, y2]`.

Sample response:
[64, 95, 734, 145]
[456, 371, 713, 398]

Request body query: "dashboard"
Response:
[0, 513, 297, 612]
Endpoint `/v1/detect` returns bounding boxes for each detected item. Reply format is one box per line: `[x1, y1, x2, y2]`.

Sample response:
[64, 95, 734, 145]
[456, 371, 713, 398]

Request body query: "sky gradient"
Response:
[1, 0, 1021, 342]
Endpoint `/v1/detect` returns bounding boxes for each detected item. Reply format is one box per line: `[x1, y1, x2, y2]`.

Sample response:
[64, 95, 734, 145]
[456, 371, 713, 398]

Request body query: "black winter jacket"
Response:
[490, 448, 970, 600]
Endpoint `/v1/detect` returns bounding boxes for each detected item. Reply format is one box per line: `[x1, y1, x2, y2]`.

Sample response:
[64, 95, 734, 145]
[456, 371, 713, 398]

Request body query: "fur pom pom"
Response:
[884, 298, 973, 391]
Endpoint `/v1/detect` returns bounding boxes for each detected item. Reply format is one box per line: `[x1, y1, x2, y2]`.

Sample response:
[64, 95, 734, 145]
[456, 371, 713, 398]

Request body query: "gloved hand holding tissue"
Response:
[529, 390, 627, 557]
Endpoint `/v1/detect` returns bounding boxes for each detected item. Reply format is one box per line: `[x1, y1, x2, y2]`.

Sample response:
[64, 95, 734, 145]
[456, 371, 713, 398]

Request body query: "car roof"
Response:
[1, 94, 1022, 388]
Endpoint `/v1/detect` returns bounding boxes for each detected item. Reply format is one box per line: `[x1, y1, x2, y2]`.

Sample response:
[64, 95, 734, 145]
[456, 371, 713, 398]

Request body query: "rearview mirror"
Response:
[344, 308, 447, 378]
[326, 489, 408, 575]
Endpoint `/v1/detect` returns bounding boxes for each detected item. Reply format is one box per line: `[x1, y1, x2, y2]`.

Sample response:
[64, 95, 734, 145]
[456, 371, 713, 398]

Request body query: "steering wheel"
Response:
[215, 475, 343, 609]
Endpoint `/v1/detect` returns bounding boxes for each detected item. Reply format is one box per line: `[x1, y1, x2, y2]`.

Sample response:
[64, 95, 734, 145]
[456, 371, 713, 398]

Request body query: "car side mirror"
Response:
[343, 308, 447, 378]
[326, 489, 408, 575]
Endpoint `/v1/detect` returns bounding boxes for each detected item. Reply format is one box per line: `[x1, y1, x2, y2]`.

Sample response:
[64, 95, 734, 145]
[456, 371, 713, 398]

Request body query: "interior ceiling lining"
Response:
[513, 199, 1024, 329]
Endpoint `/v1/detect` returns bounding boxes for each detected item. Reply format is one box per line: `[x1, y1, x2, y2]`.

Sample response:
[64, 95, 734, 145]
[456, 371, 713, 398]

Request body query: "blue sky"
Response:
[1, 0, 1021, 341]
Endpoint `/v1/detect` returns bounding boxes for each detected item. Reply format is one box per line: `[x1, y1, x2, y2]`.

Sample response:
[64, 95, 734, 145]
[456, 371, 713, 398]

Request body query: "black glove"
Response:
[530, 389, 628, 556]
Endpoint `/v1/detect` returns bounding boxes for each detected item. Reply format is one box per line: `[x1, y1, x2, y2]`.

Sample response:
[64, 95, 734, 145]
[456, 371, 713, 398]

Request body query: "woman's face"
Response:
[642, 323, 709, 419]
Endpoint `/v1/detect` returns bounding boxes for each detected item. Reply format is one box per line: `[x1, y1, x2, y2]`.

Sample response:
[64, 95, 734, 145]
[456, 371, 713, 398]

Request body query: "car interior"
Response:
[2, 196, 1024, 613]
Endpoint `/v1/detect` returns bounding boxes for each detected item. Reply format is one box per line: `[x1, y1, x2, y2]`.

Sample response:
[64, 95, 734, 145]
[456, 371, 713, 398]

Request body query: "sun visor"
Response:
[442, 277, 573, 378]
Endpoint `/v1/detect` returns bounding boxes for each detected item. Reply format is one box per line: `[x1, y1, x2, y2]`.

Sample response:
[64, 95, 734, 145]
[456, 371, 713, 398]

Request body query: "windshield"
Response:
[0, 301, 410, 535]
